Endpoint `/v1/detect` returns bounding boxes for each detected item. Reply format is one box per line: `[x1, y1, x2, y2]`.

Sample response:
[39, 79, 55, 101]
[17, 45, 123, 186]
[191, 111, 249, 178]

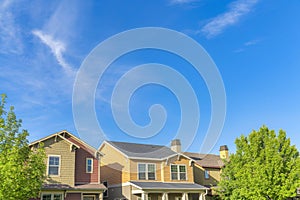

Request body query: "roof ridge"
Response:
[108, 140, 168, 148]
[184, 152, 219, 156]
[105, 140, 178, 160]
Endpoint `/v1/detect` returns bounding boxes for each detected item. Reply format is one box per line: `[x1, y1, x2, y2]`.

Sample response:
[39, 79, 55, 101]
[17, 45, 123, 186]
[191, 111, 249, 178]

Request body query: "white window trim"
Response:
[170, 164, 187, 181]
[41, 192, 64, 200]
[47, 155, 61, 177]
[137, 163, 156, 180]
[86, 158, 93, 173]
[204, 169, 210, 179]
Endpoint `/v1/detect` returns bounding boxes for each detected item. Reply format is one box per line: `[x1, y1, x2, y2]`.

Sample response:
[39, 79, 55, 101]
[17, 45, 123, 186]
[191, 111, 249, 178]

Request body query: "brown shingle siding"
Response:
[75, 147, 99, 184]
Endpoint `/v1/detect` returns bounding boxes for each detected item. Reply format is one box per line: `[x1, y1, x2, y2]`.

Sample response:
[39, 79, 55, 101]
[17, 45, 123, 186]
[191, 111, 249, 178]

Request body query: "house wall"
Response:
[74, 147, 99, 184]
[43, 137, 75, 186]
[67, 137, 100, 184]
[65, 193, 81, 200]
[105, 185, 132, 200]
[101, 145, 194, 185]
[129, 157, 194, 183]
[163, 156, 194, 183]
[100, 144, 130, 185]
[129, 159, 162, 181]
[193, 165, 220, 186]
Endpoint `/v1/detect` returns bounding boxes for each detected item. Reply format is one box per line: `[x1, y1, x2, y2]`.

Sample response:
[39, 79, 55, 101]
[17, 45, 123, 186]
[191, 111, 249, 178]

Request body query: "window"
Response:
[86, 158, 93, 173]
[53, 194, 63, 200]
[179, 165, 186, 180]
[138, 164, 146, 180]
[171, 165, 178, 180]
[171, 164, 187, 180]
[147, 164, 155, 180]
[204, 170, 210, 179]
[83, 195, 95, 200]
[42, 194, 51, 200]
[42, 193, 63, 200]
[138, 163, 156, 180]
[48, 155, 60, 176]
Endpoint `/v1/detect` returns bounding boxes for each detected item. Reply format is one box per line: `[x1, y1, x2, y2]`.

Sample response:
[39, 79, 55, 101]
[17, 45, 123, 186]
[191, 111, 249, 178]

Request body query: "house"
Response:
[99, 139, 212, 200]
[29, 131, 106, 200]
[184, 145, 228, 198]
[184, 145, 228, 186]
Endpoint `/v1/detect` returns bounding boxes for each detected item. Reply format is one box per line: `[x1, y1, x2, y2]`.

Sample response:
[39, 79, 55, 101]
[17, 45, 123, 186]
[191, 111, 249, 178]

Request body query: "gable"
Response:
[41, 135, 78, 152]
[29, 130, 101, 158]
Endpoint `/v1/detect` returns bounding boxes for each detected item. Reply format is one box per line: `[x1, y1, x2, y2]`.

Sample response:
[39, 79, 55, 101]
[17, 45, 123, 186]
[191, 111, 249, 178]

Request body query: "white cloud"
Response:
[170, 0, 199, 4]
[30, 1, 83, 77]
[233, 38, 261, 53]
[0, 0, 23, 54]
[32, 30, 75, 76]
[201, 0, 259, 38]
[244, 39, 260, 46]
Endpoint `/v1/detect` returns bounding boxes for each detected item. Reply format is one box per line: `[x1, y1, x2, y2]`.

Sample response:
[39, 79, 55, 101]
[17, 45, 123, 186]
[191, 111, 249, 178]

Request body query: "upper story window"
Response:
[171, 164, 186, 180]
[204, 170, 210, 179]
[48, 155, 60, 176]
[138, 163, 156, 180]
[86, 158, 93, 173]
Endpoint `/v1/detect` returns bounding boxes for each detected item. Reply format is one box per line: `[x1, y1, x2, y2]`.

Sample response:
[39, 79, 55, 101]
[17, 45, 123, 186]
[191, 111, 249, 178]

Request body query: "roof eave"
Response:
[29, 131, 80, 149]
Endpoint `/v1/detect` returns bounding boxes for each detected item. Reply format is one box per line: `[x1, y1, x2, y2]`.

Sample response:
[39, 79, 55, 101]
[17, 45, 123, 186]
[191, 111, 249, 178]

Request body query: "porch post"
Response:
[162, 193, 169, 200]
[198, 193, 204, 200]
[182, 193, 188, 200]
[99, 192, 103, 200]
[142, 192, 148, 200]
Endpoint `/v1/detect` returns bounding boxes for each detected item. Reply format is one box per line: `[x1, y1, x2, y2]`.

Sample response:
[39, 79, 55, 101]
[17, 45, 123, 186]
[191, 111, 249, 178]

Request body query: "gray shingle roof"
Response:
[74, 183, 106, 190]
[42, 183, 106, 191]
[130, 181, 207, 190]
[107, 141, 177, 160]
[184, 152, 224, 168]
[42, 184, 72, 190]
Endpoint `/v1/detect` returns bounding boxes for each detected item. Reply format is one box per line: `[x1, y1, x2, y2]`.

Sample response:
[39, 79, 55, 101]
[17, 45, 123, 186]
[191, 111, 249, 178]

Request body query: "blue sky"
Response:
[1, 0, 300, 154]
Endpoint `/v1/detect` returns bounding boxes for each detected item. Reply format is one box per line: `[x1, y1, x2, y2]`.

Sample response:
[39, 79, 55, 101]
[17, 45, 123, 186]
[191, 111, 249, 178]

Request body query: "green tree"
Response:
[0, 94, 46, 199]
[218, 126, 300, 200]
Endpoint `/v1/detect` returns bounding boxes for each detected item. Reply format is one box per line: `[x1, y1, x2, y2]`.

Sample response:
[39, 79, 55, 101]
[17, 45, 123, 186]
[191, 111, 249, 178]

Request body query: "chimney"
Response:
[219, 145, 229, 159]
[171, 139, 181, 153]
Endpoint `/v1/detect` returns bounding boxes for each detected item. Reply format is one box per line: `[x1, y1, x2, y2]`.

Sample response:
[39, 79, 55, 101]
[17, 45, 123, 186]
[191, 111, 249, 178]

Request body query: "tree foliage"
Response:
[218, 126, 300, 200]
[0, 94, 45, 199]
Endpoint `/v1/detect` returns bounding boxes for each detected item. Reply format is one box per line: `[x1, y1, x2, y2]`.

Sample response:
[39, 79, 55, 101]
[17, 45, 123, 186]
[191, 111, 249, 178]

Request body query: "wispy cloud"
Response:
[31, 1, 83, 77]
[234, 38, 262, 53]
[0, 0, 23, 54]
[169, 0, 199, 4]
[32, 30, 75, 76]
[202, 0, 259, 38]
[244, 39, 260, 46]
